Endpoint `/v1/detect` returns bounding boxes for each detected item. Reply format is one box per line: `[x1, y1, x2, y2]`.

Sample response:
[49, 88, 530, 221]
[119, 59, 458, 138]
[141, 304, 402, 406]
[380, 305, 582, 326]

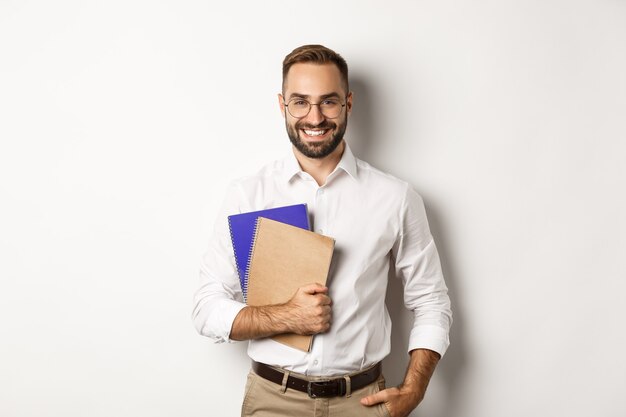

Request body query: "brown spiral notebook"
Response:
[245, 217, 335, 352]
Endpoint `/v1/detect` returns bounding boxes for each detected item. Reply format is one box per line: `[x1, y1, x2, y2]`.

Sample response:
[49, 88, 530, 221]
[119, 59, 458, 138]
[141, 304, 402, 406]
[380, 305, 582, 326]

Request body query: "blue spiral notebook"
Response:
[227, 204, 310, 300]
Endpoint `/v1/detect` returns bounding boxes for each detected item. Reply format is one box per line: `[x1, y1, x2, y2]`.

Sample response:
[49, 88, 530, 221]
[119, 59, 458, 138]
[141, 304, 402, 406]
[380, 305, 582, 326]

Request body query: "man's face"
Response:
[279, 63, 352, 159]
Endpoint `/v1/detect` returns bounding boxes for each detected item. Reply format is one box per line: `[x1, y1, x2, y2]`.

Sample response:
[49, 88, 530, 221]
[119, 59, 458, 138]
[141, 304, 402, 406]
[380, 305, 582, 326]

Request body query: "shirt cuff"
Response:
[213, 299, 247, 344]
[407, 325, 450, 357]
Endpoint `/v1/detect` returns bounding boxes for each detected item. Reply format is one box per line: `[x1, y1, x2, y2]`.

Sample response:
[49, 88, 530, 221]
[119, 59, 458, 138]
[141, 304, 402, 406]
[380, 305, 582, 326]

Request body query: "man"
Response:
[193, 44, 452, 417]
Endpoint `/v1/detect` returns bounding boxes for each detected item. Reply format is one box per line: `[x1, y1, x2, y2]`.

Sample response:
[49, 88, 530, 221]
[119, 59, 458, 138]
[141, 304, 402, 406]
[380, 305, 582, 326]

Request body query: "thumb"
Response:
[360, 389, 387, 407]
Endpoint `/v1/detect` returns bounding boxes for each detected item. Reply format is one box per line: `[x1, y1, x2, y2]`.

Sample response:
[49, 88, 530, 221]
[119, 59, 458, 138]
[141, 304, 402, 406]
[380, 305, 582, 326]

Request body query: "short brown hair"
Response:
[282, 44, 349, 93]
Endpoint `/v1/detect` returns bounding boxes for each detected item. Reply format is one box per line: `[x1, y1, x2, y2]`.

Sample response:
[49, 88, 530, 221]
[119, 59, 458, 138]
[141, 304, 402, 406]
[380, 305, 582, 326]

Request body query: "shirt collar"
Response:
[335, 142, 358, 180]
[282, 142, 358, 183]
[283, 148, 303, 182]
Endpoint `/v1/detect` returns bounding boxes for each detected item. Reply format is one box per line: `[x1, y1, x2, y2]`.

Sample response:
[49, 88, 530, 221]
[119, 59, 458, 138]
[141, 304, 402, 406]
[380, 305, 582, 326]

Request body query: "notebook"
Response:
[227, 204, 309, 300]
[246, 217, 335, 352]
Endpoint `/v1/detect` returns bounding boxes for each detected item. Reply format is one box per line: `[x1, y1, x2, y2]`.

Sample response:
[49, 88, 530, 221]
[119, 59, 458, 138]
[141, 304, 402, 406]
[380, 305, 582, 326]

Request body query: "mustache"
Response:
[295, 121, 336, 130]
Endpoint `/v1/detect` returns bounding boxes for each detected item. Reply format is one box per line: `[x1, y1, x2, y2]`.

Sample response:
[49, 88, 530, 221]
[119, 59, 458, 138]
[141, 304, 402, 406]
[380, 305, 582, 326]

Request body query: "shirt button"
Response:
[317, 229, 324, 234]
[313, 360, 318, 365]
[317, 189, 324, 195]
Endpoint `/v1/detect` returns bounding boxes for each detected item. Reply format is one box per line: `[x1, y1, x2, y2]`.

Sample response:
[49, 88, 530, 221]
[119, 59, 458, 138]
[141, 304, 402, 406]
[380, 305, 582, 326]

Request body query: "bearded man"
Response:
[193, 44, 452, 417]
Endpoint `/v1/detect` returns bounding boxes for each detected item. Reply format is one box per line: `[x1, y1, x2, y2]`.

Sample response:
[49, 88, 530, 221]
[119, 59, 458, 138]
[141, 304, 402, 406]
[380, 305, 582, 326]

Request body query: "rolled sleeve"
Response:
[392, 185, 452, 357]
[408, 325, 451, 356]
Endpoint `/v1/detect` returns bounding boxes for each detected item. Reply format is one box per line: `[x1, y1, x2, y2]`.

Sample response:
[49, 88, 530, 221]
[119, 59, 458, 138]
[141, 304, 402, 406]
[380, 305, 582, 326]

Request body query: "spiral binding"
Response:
[227, 216, 247, 303]
[243, 217, 264, 303]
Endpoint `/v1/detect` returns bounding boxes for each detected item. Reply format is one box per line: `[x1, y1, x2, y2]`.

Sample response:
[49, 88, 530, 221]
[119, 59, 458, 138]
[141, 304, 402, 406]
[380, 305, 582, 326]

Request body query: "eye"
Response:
[321, 99, 339, 106]
[291, 99, 308, 107]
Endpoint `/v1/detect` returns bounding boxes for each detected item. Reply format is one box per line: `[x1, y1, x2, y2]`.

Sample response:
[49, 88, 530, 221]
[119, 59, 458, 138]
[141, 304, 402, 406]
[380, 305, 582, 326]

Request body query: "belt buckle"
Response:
[307, 380, 337, 398]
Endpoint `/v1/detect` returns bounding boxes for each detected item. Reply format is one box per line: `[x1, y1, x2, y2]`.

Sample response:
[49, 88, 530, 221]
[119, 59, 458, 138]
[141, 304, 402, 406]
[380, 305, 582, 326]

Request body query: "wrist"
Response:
[398, 382, 423, 403]
[390, 384, 423, 414]
[269, 303, 292, 333]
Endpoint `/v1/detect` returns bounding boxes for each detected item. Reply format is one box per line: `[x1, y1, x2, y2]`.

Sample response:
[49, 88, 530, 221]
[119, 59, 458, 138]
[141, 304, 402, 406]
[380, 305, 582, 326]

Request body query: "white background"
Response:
[1, 1, 625, 416]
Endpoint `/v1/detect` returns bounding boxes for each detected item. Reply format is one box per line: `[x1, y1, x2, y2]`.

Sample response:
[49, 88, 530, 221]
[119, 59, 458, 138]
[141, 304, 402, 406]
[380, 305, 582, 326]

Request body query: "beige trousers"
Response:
[241, 368, 391, 417]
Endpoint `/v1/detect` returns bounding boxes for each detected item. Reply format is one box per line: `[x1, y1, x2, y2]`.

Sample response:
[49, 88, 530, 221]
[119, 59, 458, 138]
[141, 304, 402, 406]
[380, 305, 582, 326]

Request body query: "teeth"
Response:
[304, 129, 327, 136]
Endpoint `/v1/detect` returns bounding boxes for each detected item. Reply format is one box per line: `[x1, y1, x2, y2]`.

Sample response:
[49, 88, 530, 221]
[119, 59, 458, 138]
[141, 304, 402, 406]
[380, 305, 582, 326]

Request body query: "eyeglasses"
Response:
[284, 97, 346, 119]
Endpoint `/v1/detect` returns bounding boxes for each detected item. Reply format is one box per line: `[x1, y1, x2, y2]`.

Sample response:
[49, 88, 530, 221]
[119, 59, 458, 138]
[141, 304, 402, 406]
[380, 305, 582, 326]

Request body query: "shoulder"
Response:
[355, 157, 420, 204]
[229, 157, 285, 189]
[224, 157, 288, 209]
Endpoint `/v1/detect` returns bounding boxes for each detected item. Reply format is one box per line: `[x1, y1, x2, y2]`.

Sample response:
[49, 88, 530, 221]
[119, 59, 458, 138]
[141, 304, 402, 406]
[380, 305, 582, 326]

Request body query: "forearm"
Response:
[401, 348, 440, 402]
[230, 304, 291, 341]
[230, 283, 332, 341]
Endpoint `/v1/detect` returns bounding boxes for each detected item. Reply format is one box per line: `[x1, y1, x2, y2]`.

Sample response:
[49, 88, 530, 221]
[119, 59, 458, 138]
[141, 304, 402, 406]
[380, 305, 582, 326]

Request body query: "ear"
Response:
[278, 93, 286, 118]
[346, 91, 353, 115]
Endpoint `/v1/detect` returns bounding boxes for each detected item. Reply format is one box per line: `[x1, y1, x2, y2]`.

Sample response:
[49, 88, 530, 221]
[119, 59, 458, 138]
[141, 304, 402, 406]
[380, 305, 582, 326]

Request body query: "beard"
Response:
[286, 116, 348, 159]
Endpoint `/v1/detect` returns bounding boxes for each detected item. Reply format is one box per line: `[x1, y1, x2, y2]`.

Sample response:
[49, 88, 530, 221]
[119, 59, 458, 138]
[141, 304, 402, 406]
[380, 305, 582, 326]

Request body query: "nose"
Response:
[304, 103, 325, 125]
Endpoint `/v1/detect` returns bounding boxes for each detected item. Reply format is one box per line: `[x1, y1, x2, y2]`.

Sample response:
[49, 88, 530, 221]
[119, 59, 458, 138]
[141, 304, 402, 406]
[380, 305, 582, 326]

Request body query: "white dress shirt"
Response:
[193, 143, 452, 376]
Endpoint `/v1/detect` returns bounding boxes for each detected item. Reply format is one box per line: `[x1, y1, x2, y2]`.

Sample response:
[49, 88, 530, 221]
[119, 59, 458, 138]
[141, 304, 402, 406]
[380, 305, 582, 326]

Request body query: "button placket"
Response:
[315, 187, 327, 236]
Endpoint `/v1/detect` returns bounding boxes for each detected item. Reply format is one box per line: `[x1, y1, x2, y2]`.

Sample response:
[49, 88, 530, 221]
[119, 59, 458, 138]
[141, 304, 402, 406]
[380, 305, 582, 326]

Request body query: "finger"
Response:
[360, 389, 388, 406]
[316, 294, 332, 305]
[312, 284, 328, 294]
[301, 283, 328, 294]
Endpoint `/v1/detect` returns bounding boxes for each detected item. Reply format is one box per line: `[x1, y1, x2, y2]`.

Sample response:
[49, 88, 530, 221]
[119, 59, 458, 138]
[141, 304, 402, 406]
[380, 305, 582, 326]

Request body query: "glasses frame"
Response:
[283, 96, 347, 119]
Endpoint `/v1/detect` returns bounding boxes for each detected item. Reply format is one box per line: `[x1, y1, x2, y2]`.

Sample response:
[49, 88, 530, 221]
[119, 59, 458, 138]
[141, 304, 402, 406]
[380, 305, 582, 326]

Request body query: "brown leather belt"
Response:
[251, 361, 381, 398]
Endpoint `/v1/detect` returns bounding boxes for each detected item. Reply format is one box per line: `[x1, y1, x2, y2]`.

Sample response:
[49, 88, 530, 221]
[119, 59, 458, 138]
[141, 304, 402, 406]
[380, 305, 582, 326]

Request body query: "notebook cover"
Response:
[246, 217, 335, 352]
[227, 204, 309, 299]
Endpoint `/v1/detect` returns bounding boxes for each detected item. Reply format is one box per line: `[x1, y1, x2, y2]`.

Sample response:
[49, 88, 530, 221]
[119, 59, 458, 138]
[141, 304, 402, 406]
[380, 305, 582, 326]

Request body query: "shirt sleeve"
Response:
[192, 181, 247, 343]
[391, 184, 452, 357]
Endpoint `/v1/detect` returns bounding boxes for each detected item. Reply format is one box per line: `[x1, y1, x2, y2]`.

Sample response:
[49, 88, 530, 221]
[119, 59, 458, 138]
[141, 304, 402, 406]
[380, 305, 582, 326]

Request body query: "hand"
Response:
[230, 283, 331, 340]
[284, 283, 332, 335]
[361, 349, 439, 416]
[360, 385, 423, 417]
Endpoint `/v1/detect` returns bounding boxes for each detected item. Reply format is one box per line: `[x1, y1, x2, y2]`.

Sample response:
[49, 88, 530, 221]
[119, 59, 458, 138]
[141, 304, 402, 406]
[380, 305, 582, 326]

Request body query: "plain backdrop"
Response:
[1, 1, 625, 416]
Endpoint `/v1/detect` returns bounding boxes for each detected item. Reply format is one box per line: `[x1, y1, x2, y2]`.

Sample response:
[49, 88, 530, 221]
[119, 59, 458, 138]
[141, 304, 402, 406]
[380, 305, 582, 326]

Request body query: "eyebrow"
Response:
[288, 92, 342, 100]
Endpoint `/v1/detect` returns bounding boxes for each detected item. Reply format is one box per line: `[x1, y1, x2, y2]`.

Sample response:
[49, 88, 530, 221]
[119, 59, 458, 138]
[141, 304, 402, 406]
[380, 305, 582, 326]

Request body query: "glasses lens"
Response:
[319, 99, 342, 118]
[287, 99, 310, 118]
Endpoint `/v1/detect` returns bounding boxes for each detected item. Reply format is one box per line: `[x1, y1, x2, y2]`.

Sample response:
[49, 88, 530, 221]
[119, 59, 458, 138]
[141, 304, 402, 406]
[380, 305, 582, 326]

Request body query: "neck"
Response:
[293, 141, 345, 186]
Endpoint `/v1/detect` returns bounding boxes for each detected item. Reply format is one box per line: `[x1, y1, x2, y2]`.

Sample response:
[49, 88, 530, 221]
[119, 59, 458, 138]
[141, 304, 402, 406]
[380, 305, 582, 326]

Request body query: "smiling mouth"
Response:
[302, 129, 328, 137]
